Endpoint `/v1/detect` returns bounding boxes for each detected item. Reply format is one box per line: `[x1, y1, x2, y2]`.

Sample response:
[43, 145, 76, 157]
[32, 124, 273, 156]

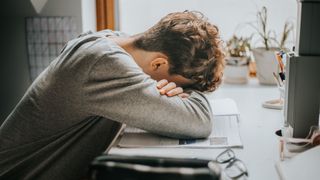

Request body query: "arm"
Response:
[82, 51, 213, 139]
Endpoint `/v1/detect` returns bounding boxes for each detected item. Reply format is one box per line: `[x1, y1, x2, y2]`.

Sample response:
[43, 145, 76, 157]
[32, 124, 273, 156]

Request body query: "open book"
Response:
[118, 98, 243, 148]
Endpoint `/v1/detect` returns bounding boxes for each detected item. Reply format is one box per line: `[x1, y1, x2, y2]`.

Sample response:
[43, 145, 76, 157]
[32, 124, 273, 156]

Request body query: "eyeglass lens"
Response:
[215, 149, 248, 179]
[216, 149, 235, 163]
[225, 159, 248, 179]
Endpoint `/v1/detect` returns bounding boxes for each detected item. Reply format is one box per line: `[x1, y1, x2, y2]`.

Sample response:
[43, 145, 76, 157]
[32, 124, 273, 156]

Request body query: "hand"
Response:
[157, 79, 189, 98]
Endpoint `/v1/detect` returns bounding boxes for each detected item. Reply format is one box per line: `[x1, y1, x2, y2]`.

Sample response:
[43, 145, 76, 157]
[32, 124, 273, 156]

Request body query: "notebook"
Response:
[209, 98, 240, 117]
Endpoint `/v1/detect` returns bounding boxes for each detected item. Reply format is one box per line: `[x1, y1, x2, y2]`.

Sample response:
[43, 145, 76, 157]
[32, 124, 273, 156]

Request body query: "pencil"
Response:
[280, 139, 284, 161]
[275, 52, 285, 72]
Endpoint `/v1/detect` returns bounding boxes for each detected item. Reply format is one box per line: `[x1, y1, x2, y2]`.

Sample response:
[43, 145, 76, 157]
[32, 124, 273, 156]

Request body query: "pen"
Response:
[273, 72, 282, 87]
[279, 72, 285, 81]
[275, 52, 285, 73]
[280, 51, 287, 65]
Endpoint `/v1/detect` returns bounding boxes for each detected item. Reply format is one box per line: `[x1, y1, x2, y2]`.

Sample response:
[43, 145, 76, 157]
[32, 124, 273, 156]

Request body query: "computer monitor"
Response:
[284, 0, 320, 138]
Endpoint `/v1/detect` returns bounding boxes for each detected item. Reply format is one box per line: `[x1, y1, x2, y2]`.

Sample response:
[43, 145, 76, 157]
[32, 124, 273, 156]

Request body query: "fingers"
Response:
[157, 79, 168, 89]
[156, 79, 189, 98]
[159, 82, 176, 95]
[167, 87, 183, 97]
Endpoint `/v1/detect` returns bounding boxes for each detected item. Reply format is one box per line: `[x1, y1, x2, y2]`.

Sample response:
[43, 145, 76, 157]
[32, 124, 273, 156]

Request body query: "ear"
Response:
[150, 58, 169, 71]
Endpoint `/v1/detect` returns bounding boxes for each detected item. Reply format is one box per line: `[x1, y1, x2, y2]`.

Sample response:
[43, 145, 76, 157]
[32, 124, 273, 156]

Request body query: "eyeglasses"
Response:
[214, 149, 248, 179]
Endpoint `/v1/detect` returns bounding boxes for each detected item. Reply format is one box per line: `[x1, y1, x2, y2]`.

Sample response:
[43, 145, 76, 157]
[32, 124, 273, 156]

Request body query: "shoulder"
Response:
[61, 32, 135, 67]
[61, 30, 126, 58]
[56, 30, 147, 83]
[84, 38, 145, 82]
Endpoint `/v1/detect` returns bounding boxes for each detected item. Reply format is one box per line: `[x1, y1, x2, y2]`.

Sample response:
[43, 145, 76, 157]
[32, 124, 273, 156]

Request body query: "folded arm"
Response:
[82, 51, 213, 139]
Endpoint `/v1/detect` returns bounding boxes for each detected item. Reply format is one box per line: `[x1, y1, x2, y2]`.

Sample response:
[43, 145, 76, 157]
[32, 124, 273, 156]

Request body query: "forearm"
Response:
[85, 78, 213, 139]
[143, 90, 213, 139]
[84, 53, 213, 139]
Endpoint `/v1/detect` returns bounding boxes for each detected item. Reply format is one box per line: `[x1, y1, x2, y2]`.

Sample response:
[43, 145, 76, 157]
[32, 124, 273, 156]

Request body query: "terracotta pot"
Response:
[252, 47, 279, 85]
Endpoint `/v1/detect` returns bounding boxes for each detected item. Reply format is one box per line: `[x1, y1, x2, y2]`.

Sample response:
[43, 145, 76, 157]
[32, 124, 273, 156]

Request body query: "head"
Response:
[133, 11, 225, 92]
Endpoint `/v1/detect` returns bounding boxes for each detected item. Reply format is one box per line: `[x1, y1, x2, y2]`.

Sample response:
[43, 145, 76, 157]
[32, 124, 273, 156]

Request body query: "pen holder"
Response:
[262, 51, 286, 110]
[262, 78, 285, 110]
[278, 85, 285, 100]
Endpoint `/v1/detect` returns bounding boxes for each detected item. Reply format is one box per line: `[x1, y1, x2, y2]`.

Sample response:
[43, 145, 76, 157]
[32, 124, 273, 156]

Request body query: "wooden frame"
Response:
[96, 0, 115, 31]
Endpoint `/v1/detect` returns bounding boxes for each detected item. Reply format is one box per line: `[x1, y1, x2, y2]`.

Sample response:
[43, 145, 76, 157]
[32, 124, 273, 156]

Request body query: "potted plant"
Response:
[224, 35, 252, 84]
[250, 6, 294, 85]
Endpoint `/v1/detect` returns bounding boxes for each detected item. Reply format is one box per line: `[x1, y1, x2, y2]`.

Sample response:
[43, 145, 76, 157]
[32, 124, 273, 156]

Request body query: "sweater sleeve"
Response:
[82, 50, 213, 139]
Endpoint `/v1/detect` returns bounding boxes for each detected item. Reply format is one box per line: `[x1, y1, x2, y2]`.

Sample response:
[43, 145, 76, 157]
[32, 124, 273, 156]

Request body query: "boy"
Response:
[0, 11, 224, 179]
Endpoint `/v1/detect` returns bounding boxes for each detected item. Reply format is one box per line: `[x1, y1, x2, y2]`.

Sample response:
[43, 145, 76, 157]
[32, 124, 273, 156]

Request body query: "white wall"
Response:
[118, 0, 297, 48]
[81, 0, 97, 32]
[40, 0, 96, 33]
[40, 0, 83, 33]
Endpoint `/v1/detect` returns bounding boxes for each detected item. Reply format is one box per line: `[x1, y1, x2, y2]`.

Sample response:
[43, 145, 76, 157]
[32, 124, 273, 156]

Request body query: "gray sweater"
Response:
[0, 30, 213, 179]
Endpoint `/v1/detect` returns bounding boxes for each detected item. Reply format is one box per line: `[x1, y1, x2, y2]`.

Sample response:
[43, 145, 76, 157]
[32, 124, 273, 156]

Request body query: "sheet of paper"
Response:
[118, 115, 243, 148]
[210, 98, 240, 117]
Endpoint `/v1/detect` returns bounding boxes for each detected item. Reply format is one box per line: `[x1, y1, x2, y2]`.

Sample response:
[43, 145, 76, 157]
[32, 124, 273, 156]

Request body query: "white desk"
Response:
[109, 78, 283, 180]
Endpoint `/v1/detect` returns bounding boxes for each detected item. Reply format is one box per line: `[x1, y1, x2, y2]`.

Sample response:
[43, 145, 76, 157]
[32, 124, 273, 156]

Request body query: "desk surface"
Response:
[109, 78, 283, 180]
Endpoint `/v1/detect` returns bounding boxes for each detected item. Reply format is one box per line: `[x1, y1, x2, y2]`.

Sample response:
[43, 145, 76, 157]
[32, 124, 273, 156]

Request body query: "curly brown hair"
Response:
[133, 11, 225, 92]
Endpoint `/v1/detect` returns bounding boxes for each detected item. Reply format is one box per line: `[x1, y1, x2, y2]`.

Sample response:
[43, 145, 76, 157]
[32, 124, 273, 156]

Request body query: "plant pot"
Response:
[252, 47, 279, 85]
[224, 56, 249, 84]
